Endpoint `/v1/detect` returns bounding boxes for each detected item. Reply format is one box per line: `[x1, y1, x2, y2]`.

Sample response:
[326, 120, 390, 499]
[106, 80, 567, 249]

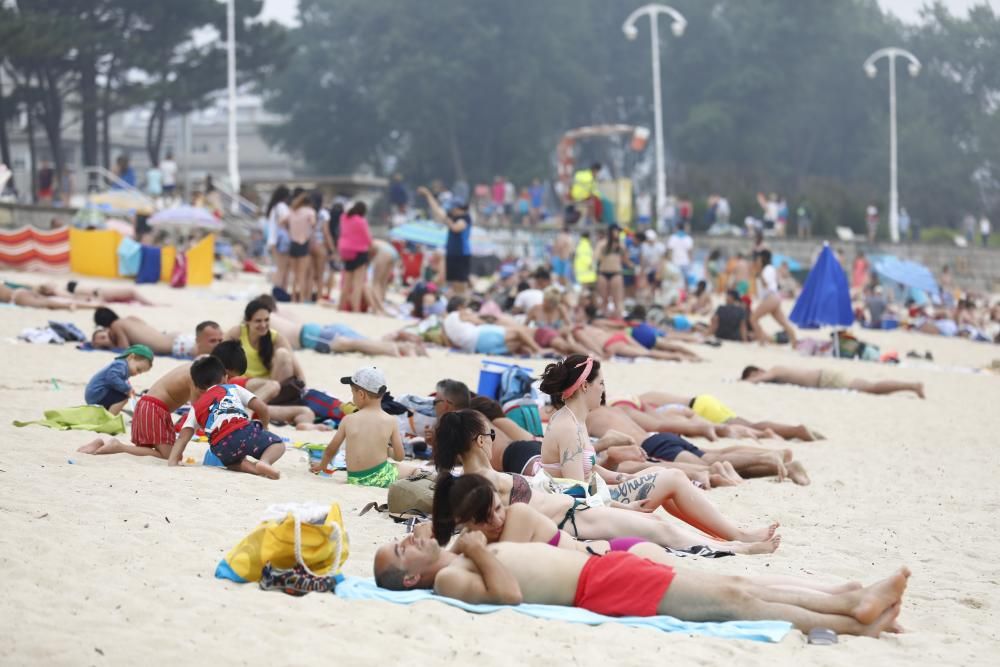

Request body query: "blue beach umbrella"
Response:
[790, 243, 854, 330]
[389, 220, 447, 248]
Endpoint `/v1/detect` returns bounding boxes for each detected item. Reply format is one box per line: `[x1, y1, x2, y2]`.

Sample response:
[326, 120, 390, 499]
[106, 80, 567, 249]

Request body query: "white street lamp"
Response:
[226, 0, 241, 213]
[623, 4, 686, 231]
[863, 47, 920, 244]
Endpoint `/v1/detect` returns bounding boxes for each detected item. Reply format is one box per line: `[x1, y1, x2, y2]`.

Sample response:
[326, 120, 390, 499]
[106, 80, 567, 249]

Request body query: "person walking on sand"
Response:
[748, 249, 797, 347]
[740, 365, 924, 398]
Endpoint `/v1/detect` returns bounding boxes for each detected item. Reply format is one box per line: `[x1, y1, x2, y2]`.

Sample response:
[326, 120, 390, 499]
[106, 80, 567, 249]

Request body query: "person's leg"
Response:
[695, 449, 788, 482]
[268, 347, 296, 383]
[310, 245, 326, 301]
[728, 416, 819, 441]
[749, 301, 770, 344]
[254, 442, 285, 479]
[268, 404, 316, 426]
[78, 436, 169, 458]
[246, 378, 280, 403]
[653, 338, 702, 360]
[331, 337, 401, 357]
[596, 276, 609, 315]
[349, 266, 366, 312]
[610, 468, 777, 542]
[850, 378, 924, 398]
[610, 275, 625, 318]
[768, 297, 798, 346]
[339, 268, 352, 310]
[656, 567, 907, 634]
[107, 398, 129, 415]
[622, 406, 717, 441]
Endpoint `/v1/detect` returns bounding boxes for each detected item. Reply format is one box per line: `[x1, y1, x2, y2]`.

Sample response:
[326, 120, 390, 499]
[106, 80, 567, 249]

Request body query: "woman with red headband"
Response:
[538, 355, 779, 544]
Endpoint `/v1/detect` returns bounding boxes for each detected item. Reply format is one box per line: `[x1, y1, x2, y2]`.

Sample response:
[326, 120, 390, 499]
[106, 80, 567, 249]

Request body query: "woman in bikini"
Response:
[749, 248, 798, 346]
[431, 473, 862, 596]
[433, 408, 779, 555]
[0, 282, 99, 310]
[538, 355, 779, 543]
[594, 226, 629, 319]
[525, 286, 601, 357]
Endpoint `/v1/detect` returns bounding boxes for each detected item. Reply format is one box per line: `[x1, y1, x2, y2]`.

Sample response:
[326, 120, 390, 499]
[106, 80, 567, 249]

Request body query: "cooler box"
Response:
[477, 361, 533, 401]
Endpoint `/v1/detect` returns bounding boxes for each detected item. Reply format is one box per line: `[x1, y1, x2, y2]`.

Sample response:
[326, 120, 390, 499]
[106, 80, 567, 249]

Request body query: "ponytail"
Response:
[431, 473, 498, 546]
[538, 354, 601, 408]
[433, 409, 487, 472]
[432, 472, 458, 545]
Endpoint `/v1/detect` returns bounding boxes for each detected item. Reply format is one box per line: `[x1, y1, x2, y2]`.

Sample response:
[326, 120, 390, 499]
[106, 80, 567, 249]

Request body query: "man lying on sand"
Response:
[79, 341, 316, 458]
[374, 531, 908, 637]
[741, 365, 925, 398]
[92, 307, 222, 358]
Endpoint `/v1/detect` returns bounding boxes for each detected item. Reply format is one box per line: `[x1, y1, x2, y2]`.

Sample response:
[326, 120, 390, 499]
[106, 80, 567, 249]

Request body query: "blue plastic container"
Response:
[477, 361, 532, 400]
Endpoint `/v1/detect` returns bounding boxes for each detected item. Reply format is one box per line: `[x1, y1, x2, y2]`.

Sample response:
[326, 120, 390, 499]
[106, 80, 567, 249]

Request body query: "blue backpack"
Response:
[499, 366, 534, 405]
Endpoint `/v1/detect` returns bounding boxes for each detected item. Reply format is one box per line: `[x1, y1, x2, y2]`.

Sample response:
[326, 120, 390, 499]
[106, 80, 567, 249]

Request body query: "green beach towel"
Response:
[13, 405, 125, 435]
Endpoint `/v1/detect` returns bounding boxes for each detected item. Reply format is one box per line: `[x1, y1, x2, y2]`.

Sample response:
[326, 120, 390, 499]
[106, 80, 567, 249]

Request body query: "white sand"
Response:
[1, 273, 998, 665]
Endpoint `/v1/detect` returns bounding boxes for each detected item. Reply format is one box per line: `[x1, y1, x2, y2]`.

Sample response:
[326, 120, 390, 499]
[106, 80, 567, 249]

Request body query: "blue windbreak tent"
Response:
[790, 244, 854, 329]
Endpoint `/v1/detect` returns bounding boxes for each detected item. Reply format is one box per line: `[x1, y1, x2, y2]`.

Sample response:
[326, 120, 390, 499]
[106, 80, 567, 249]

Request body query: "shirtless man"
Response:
[374, 531, 908, 637]
[252, 294, 426, 357]
[550, 223, 574, 287]
[78, 341, 318, 458]
[741, 365, 925, 398]
[92, 307, 218, 358]
[586, 404, 809, 486]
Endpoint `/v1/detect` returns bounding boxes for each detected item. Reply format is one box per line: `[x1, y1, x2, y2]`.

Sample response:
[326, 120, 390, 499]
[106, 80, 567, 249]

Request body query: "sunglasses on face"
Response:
[481, 429, 496, 442]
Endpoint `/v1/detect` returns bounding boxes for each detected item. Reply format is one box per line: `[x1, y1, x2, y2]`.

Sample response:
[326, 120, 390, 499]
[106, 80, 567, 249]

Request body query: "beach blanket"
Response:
[333, 577, 792, 643]
[13, 405, 125, 435]
[75, 342, 192, 360]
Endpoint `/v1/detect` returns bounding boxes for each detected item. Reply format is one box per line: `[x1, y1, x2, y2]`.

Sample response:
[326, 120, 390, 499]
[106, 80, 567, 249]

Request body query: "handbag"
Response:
[215, 502, 349, 583]
[387, 470, 436, 516]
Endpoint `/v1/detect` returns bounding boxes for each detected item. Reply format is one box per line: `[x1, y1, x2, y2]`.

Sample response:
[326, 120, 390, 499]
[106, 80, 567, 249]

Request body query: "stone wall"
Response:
[0, 203, 78, 231]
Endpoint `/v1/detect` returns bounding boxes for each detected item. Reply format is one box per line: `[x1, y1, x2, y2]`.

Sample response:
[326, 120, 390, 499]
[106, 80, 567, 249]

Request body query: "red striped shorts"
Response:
[131, 395, 177, 447]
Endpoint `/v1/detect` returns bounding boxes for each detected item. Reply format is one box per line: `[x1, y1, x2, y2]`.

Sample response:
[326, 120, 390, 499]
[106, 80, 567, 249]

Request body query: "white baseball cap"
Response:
[340, 367, 387, 395]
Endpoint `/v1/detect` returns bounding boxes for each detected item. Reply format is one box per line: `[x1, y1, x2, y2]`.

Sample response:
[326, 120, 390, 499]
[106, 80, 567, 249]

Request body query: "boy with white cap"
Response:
[310, 367, 417, 487]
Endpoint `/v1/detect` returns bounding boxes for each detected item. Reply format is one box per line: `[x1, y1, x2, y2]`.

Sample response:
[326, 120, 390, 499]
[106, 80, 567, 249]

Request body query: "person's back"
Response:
[715, 303, 746, 341]
[337, 213, 372, 259]
[443, 309, 479, 352]
[341, 405, 398, 473]
[286, 205, 316, 244]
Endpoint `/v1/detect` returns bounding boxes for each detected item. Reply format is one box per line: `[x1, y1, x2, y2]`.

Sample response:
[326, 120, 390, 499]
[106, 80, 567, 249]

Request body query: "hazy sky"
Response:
[260, 0, 998, 26]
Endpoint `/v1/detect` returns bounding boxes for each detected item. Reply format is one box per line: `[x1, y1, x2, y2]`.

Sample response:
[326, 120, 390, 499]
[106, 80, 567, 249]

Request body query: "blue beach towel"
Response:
[136, 245, 162, 284]
[333, 577, 792, 643]
[117, 237, 142, 276]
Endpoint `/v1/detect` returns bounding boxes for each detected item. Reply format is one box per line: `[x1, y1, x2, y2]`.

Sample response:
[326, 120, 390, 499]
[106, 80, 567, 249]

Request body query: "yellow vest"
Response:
[574, 237, 596, 285]
[240, 324, 278, 378]
[570, 169, 598, 202]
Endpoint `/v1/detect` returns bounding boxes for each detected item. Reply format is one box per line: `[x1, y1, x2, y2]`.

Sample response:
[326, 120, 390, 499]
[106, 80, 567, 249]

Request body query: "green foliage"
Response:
[919, 226, 961, 245]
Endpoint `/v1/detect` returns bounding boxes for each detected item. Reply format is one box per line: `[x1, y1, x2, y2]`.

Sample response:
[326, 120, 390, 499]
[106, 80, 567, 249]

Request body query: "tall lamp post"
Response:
[623, 4, 686, 230]
[863, 47, 920, 244]
[226, 0, 240, 213]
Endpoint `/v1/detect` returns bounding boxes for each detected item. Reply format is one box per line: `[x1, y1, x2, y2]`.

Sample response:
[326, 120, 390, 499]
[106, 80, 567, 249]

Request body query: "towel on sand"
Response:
[333, 577, 792, 643]
[13, 405, 125, 435]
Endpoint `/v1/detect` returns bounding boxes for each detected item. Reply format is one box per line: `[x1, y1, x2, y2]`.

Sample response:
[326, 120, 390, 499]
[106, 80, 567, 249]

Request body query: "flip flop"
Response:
[807, 628, 838, 645]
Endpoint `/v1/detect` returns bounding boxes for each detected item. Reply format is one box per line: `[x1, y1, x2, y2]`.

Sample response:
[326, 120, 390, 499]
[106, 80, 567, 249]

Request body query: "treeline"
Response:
[264, 0, 1000, 235]
[0, 0, 288, 194]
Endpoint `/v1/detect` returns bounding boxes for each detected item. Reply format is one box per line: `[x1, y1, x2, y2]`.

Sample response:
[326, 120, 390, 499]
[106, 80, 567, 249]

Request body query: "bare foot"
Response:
[862, 601, 902, 638]
[733, 533, 781, 555]
[741, 522, 780, 543]
[296, 423, 333, 431]
[916, 384, 925, 399]
[77, 437, 107, 454]
[781, 449, 794, 463]
[787, 461, 811, 486]
[255, 461, 281, 480]
[853, 568, 911, 624]
[699, 424, 718, 441]
[708, 473, 738, 488]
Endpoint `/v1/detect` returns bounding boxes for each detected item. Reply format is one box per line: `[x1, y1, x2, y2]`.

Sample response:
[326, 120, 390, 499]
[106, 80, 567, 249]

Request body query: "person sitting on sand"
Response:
[84, 344, 153, 414]
[374, 527, 909, 637]
[167, 356, 285, 478]
[91, 308, 223, 359]
[431, 473, 864, 596]
[38, 280, 154, 305]
[585, 403, 810, 487]
[224, 299, 306, 388]
[0, 280, 100, 310]
[443, 296, 542, 356]
[708, 289, 750, 342]
[434, 408, 779, 555]
[740, 365, 925, 398]
[78, 341, 319, 459]
[310, 367, 419, 486]
[252, 294, 426, 357]
[618, 390, 821, 442]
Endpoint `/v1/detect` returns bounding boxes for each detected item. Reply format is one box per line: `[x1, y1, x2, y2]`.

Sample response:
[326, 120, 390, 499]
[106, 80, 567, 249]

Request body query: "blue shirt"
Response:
[529, 184, 544, 209]
[446, 213, 472, 256]
[85, 359, 131, 404]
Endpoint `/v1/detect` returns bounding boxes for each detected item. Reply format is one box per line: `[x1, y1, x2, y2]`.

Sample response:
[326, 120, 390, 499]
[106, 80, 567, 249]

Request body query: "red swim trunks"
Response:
[573, 551, 675, 617]
[602, 331, 631, 352]
[130, 395, 177, 448]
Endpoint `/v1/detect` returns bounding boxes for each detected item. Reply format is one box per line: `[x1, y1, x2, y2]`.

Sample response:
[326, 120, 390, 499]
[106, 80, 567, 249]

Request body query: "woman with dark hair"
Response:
[225, 299, 305, 388]
[594, 226, 630, 318]
[265, 185, 292, 292]
[538, 355, 778, 543]
[431, 474, 862, 598]
[749, 248, 798, 346]
[432, 409, 778, 555]
[285, 192, 317, 302]
[337, 201, 373, 312]
[322, 200, 344, 300]
[307, 191, 329, 302]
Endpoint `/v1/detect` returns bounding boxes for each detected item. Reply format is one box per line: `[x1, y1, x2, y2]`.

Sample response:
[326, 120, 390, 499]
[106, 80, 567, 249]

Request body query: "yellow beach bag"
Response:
[215, 502, 349, 583]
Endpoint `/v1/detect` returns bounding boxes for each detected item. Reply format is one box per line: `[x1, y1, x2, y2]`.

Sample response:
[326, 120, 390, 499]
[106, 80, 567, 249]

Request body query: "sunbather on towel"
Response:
[741, 365, 924, 398]
[78, 341, 315, 458]
[373, 529, 909, 636]
[310, 367, 420, 486]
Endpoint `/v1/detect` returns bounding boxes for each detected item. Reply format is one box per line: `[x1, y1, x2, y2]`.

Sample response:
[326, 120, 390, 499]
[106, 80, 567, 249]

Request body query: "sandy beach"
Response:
[1, 273, 998, 666]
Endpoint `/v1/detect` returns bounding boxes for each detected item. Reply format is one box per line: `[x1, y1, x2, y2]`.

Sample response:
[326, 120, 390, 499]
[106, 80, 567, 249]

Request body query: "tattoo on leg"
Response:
[614, 473, 656, 503]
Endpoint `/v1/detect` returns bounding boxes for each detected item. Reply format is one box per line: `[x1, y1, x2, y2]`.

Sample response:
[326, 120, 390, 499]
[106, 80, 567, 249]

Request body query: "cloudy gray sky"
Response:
[260, 0, 998, 26]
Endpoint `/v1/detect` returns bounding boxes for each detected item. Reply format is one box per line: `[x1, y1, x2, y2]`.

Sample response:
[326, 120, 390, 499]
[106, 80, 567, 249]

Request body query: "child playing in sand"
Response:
[84, 344, 153, 414]
[310, 367, 417, 486]
[168, 356, 285, 479]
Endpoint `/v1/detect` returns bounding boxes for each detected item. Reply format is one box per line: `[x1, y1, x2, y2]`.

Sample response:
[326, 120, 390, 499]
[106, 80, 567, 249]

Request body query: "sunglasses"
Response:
[481, 429, 496, 442]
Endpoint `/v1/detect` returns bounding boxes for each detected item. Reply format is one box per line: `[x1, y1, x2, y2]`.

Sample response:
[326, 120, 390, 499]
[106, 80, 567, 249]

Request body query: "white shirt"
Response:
[444, 311, 479, 352]
[667, 233, 693, 267]
[635, 193, 652, 218]
[640, 241, 666, 271]
[266, 201, 290, 247]
[160, 159, 177, 187]
[758, 264, 779, 298]
[981, 217, 991, 234]
[513, 289, 544, 312]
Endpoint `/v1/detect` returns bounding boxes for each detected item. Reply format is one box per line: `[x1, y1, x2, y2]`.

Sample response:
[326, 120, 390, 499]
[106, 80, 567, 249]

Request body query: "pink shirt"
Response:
[337, 214, 372, 260]
[286, 207, 316, 244]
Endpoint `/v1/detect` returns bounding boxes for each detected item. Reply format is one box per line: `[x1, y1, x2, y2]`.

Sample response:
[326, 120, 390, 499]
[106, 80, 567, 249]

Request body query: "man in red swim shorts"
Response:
[373, 531, 909, 637]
